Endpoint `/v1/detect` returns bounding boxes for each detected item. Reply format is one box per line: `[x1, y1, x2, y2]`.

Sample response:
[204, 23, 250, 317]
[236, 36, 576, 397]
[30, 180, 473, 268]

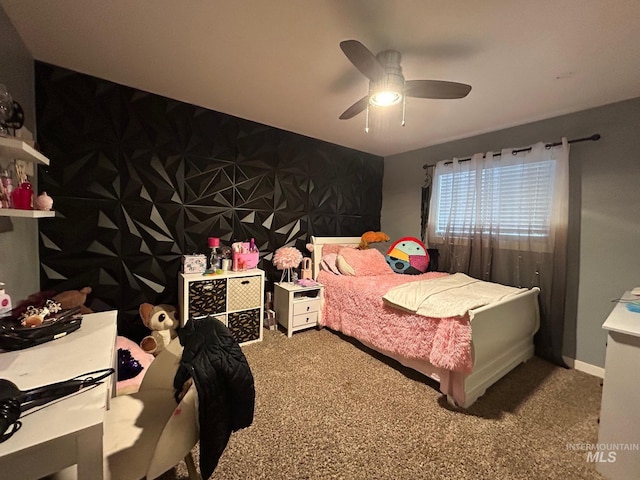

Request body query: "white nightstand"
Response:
[274, 282, 324, 337]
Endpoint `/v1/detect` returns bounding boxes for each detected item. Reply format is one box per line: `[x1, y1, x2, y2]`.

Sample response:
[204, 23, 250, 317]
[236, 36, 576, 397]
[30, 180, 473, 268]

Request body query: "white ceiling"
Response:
[2, 0, 640, 157]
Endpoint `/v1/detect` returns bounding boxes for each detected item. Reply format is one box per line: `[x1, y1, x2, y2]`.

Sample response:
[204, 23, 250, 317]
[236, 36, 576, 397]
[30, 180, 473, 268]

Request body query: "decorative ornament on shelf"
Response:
[35, 191, 53, 211]
[272, 246, 303, 283]
[11, 181, 33, 210]
[11, 161, 32, 209]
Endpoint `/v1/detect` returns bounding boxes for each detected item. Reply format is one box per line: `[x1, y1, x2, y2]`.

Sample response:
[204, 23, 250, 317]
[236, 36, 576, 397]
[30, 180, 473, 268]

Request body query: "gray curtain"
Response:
[425, 140, 570, 366]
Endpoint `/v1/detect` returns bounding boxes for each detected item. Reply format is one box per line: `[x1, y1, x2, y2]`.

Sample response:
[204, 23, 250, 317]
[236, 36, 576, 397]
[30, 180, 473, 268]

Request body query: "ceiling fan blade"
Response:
[404, 80, 472, 99]
[339, 96, 369, 120]
[340, 40, 386, 82]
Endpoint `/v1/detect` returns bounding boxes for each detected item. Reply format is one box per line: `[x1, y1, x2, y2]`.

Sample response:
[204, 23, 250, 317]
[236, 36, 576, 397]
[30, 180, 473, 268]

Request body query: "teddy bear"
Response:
[358, 231, 390, 250]
[139, 303, 180, 355]
[52, 286, 93, 314]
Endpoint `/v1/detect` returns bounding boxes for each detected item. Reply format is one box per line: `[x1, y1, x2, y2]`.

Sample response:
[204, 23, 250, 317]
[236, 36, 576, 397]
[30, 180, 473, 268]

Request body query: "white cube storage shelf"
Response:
[179, 269, 264, 346]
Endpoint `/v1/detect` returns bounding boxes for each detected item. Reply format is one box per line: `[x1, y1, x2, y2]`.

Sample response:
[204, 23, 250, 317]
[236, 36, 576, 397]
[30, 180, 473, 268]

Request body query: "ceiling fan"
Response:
[338, 40, 472, 127]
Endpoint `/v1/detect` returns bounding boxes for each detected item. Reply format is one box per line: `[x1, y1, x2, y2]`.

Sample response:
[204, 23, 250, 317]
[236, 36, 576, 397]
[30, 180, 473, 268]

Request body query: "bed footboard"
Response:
[454, 287, 541, 408]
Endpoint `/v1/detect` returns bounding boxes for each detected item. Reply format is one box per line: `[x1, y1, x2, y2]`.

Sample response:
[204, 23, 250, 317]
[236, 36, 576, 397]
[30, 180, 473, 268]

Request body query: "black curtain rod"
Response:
[423, 133, 601, 169]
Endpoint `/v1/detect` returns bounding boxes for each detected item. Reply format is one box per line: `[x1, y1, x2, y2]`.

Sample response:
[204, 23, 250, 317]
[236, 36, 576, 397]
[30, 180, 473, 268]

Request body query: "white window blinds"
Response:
[433, 158, 556, 238]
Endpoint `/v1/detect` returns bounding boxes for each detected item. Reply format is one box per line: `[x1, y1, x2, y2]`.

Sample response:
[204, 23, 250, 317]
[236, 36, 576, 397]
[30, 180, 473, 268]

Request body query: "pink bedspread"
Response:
[318, 271, 474, 374]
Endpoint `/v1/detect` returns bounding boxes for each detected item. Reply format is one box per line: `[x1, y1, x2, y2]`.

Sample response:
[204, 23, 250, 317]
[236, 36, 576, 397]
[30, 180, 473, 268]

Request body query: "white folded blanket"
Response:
[382, 273, 526, 319]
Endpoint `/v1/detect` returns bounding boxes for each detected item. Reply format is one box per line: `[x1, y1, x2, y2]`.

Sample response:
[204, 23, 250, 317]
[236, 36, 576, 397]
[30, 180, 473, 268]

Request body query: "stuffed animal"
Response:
[12, 287, 92, 318]
[139, 303, 179, 355]
[359, 231, 390, 250]
[386, 237, 430, 274]
[52, 287, 93, 314]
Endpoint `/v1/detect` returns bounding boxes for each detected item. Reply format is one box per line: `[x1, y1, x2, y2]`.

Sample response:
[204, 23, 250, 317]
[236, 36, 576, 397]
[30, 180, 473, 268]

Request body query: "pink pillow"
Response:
[336, 248, 394, 276]
[320, 253, 342, 275]
[321, 244, 347, 256]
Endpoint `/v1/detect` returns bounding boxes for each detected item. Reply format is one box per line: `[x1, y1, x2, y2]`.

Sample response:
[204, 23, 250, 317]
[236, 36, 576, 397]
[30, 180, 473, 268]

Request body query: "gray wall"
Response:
[0, 7, 39, 303]
[382, 97, 640, 369]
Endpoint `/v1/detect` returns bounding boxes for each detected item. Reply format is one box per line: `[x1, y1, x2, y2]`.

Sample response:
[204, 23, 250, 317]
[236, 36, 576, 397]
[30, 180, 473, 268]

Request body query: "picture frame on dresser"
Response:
[178, 268, 265, 346]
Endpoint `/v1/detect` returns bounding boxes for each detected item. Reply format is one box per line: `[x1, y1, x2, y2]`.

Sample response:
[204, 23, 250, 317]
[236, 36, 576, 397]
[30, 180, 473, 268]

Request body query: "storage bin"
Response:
[182, 254, 207, 274]
[227, 275, 262, 311]
[232, 243, 259, 270]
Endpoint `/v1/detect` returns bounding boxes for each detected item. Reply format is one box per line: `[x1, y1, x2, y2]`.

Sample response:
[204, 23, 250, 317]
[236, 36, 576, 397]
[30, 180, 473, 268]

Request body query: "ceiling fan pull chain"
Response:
[365, 104, 370, 133]
[401, 95, 406, 127]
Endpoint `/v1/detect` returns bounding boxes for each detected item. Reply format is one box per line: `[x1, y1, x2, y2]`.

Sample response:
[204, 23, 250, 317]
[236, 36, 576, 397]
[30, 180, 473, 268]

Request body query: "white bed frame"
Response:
[310, 236, 540, 408]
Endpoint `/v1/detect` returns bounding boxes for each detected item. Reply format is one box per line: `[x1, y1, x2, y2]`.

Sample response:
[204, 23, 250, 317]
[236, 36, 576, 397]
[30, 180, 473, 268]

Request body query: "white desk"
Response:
[0, 310, 117, 480]
[597, 293, 640, 479]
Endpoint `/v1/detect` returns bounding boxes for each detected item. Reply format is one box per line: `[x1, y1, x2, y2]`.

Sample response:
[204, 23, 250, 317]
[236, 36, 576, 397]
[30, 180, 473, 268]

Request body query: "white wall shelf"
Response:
[0, 208, 55, 218]
[0, 136, 50, 166]
[0, 137, 53, 219]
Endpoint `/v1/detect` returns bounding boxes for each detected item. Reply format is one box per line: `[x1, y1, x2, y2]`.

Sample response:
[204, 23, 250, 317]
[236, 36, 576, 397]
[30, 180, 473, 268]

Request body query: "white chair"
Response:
[50, 337, 201, 480]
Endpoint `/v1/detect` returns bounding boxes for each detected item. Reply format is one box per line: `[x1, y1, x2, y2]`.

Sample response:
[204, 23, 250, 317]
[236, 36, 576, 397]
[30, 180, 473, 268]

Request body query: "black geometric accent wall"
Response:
[35, 62, 383, 340]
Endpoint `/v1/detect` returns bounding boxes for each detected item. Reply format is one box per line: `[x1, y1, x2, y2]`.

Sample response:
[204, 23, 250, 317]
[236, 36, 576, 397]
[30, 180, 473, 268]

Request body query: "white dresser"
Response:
[597, 292, 640, 479]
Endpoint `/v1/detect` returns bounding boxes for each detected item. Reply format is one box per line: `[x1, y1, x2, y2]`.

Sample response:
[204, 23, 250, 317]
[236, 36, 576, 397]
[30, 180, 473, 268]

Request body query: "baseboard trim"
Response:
[563, 356, 604, 378]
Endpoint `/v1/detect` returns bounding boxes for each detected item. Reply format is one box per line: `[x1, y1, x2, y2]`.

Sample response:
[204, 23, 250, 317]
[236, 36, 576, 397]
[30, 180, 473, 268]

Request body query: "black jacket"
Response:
[174, 317, 255, 479]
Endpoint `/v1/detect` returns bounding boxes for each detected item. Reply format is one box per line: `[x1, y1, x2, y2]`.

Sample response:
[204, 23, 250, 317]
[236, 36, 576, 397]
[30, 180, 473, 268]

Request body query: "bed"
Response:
[310, 236, 540, 408]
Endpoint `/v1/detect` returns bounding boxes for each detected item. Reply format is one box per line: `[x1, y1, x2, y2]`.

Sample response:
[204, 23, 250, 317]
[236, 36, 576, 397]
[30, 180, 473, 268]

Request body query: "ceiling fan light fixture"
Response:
[370, 90, 402, 107]
[369, 74, 404, 107]
[338, 40, 472, 123]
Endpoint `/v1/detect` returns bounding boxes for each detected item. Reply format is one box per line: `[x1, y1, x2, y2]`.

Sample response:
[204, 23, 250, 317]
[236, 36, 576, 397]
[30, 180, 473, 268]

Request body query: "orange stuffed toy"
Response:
[359, 231, 390, 250]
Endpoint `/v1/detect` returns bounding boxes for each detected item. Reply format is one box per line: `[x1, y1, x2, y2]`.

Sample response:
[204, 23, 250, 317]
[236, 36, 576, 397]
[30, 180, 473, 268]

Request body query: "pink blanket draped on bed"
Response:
[317, 271, 474, 374]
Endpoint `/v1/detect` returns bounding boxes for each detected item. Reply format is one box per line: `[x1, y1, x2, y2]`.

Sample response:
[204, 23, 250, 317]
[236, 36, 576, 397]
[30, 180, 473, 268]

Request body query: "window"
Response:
[425, 140, 570, 364]
[433, 158, 556, 239]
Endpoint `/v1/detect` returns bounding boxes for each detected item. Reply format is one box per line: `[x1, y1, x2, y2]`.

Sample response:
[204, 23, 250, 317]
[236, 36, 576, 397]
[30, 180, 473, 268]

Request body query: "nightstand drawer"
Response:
[292, 311, 318, 328]
[292, 298, 320, 315]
